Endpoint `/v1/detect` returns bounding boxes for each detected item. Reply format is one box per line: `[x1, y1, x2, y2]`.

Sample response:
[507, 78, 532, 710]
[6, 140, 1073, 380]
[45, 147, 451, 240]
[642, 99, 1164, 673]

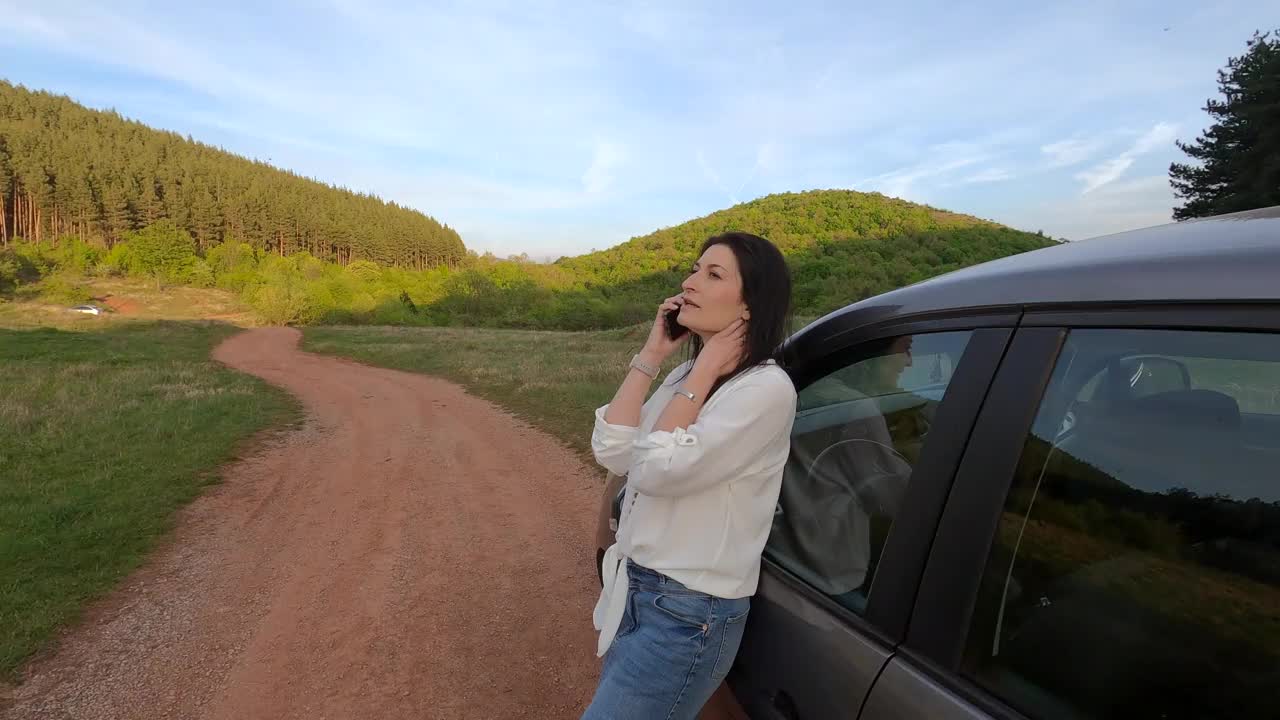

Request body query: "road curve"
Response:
[3, 327, 603, 719]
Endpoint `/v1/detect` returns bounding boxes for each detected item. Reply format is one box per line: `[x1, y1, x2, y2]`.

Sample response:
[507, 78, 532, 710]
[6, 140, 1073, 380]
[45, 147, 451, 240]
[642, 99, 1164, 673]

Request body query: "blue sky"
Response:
[2, 1, 1276, 259]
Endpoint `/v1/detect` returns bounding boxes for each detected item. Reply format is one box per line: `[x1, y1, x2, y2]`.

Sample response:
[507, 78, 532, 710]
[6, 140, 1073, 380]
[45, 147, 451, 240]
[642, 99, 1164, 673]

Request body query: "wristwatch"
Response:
[630, 354, 659, 378]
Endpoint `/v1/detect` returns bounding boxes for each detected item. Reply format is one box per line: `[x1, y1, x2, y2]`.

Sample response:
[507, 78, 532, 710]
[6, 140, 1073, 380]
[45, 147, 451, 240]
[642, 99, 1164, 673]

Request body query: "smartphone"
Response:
[664, 306, 688, 340]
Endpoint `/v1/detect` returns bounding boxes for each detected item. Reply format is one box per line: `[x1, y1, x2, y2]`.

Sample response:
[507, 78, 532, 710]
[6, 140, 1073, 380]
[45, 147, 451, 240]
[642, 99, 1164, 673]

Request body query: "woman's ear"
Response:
[741, 307, 751, 320]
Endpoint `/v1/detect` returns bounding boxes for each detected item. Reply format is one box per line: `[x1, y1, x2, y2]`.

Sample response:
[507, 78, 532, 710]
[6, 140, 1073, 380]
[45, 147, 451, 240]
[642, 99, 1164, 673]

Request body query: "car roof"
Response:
[797, 205, 1280, 340]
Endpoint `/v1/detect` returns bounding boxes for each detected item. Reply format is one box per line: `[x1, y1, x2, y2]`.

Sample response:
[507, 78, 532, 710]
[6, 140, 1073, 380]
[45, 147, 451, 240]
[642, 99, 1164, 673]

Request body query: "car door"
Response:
[726, 312, 1016, 720]
[863, 307, 1280, 720]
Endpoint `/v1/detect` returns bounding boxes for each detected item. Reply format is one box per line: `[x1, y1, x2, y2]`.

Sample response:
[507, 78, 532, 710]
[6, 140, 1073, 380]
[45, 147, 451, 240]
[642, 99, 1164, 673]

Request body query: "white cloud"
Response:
[731, 141, 781, 197]
[582, 141, 627, 195]
[1001, 175, 1175, 240]
[7, 7, 66, 40]
[858, 138, 997, 199]
[696, 150, 737, 204]
[961, 167, 1013, 184]
[1076, 156, 1137, 194]
[1041, 137, 1103, 168]
[0, 5, 308, 113]
[5, 0, 1264, 257]
[1132, 122, 1180, 154]
[863, 156, 982, 199]
[1075, 122, 1178, 194]
[394, 175, 591, 213]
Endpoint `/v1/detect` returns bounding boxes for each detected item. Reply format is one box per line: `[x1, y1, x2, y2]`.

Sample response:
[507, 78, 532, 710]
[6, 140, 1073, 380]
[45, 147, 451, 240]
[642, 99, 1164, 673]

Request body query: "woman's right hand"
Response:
[640, 294, 691, 361]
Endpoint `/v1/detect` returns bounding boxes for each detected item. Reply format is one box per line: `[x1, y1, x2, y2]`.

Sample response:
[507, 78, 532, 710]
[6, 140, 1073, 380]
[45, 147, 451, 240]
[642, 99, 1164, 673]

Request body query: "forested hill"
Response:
[0, 81, 466, 268]
[555, 190, 1059, 316]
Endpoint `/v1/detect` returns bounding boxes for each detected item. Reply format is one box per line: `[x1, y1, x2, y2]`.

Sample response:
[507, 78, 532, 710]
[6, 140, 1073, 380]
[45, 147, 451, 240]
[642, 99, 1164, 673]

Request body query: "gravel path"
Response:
[2, 327, 603, 719]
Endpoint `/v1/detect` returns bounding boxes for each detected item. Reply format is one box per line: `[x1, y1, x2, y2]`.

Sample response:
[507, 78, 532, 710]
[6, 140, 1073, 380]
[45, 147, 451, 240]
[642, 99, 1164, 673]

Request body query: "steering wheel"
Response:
[806, 438, 911, 515]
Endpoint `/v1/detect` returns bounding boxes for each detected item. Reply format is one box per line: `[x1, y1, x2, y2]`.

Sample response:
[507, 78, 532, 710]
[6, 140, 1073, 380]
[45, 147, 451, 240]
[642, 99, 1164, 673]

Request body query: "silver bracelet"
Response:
[629, 354, 659, 378]
[673, 387, 698, 403]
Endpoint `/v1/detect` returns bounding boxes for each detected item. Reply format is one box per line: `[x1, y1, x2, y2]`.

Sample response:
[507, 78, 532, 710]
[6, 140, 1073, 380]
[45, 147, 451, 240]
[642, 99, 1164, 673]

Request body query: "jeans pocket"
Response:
[653, 593, 712, 635]
[711, 602, 751, 682]
[614, 588, 640, 641]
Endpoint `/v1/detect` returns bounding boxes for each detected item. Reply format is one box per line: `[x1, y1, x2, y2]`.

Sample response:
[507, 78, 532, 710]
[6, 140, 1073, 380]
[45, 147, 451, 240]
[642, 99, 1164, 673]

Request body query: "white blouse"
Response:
[590, 358, 797, 656]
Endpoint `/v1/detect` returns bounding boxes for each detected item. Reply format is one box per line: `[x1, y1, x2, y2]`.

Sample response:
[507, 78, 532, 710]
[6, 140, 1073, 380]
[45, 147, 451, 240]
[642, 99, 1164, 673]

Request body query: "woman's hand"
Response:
[694, 318, 748, 378]
[640, 295, 691, 361]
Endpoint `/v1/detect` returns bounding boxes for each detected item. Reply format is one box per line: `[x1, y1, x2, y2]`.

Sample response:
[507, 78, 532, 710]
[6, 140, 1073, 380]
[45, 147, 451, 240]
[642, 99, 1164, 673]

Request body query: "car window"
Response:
[962, 329, 1280, 720]
[767, 331, 972, 615]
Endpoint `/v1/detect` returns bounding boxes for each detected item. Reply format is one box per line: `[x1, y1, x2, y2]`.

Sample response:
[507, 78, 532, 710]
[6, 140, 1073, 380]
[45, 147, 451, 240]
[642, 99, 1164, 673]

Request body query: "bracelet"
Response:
[673, 387, 698, 403]
[629, 354, 659, 378]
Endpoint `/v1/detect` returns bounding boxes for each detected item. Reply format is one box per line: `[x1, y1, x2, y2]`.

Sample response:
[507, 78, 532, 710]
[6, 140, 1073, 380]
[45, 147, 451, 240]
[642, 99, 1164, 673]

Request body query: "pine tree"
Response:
[190, 188, 221, 250]
[98, 182, 133, 243]
[1170, 30, 1280, 219]
[0, 81, 466, 267]
[0, 136, 10, 246]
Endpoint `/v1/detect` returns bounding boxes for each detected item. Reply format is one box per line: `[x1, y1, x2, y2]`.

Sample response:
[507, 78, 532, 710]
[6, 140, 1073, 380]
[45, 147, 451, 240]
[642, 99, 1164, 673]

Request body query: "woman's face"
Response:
[879, 336, 913, 388]
[677, 243, 749, 338]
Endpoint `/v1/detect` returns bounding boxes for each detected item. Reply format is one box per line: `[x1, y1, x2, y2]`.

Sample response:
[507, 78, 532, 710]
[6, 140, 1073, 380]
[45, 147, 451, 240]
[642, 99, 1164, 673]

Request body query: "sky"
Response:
[2, 1, 1277, 260]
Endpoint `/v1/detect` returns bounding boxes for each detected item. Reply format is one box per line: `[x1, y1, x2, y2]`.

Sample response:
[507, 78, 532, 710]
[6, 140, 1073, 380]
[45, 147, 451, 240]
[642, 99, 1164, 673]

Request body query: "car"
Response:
[594, 206, 1280, 720]
[68, 304, 102, 315]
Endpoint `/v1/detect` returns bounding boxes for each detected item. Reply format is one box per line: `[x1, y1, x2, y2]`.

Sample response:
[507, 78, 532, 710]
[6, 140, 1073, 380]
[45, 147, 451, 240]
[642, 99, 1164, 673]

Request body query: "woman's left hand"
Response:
[695, 318, 748, 377]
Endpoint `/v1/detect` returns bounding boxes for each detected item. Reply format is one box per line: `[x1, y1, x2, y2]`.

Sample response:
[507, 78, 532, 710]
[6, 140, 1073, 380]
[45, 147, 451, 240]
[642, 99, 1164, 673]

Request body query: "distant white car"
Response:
[69, 305, 102, 316]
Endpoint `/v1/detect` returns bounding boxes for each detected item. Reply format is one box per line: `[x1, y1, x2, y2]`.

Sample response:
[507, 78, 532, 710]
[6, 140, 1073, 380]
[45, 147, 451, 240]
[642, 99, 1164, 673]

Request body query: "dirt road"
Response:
[3, 327, 604, 719]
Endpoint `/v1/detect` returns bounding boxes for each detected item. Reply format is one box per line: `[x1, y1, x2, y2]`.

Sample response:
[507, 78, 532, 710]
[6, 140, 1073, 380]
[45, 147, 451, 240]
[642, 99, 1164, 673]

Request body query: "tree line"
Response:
[0, 81, 466, 268]
[3, 190, 1059, 329]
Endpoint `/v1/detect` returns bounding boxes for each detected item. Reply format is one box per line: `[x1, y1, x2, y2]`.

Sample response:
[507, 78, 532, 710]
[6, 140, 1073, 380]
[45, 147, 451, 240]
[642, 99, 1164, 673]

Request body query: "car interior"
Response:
[767, 335, 961, 614]
[1060, 356, 1280, 503]
[971, 332, 1280, 719]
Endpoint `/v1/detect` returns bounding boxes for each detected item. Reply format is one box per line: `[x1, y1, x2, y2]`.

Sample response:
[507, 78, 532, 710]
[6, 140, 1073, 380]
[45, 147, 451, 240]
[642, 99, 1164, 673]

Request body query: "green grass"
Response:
[302, 324, 670, 462]
[0, 276, 256, 329]
[0, 320, 299, 678]
[302, 318, 819, 462]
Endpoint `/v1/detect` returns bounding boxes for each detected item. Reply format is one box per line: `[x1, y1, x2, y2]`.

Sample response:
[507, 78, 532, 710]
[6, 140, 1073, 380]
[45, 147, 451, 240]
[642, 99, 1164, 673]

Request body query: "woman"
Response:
[584, 232, 797, 720]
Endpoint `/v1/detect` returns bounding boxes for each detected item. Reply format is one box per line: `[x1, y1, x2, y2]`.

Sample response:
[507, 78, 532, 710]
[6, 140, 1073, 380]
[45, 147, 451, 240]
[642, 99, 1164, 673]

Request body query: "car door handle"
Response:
[763, 690, 799, 720]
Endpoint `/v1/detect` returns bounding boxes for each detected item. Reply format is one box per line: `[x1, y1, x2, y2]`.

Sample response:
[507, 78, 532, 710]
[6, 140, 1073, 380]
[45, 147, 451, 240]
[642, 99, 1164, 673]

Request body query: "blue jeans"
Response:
[583, 562, 751, 720]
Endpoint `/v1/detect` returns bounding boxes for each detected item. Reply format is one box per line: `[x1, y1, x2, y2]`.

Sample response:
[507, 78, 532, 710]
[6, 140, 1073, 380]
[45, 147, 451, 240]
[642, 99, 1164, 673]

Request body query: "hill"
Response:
[0, 81, 465, 268]
[2, 189, 1058, 329]
[551, 190, 1059, 322]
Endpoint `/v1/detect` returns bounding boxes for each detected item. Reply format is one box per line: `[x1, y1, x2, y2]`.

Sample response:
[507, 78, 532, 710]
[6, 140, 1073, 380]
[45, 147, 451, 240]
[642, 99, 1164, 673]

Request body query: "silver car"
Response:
[596, 206, 1280, 720]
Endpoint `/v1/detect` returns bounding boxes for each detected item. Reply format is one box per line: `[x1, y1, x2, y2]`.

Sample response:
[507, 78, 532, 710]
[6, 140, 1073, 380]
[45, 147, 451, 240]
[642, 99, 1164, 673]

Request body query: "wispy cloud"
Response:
[696, 150, 738, 205]
[582, 140, 627, 195]
[1075, 122, 1178, 194]
[1, 5, 305, 112]
[1041, 137, 1103, 168]
[862, 156, 984, 199]
[961, 167, 1013, 184]
[732, 142, 781, 198]
[1131, 122, 1181, 155]
[857, 138, 1000, 198]
[1001, 175, 1175, 240]
[2, 0, 1267, 255]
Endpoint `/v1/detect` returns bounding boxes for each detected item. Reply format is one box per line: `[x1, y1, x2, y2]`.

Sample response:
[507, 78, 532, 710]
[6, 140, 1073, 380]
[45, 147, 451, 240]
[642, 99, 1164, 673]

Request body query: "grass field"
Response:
[0, 319, 298, 678]
[0, 276, 255, 329]
[303, 318, 818, 462]
[302, 324, 670, 462]
[3, 282, 783, 679]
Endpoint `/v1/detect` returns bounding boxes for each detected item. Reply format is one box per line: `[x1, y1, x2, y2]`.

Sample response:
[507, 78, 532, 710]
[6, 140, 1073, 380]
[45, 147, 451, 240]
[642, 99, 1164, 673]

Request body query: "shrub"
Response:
[120, 220, 197, 288]
[250, 283, 314, 326]
[39, 274, 94, 305]
[188, 259, 216, 288]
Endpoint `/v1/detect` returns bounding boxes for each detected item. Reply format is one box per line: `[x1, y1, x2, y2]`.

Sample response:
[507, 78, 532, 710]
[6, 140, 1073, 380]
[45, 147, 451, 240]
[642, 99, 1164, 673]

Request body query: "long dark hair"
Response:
[675, 232, 793, 398]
